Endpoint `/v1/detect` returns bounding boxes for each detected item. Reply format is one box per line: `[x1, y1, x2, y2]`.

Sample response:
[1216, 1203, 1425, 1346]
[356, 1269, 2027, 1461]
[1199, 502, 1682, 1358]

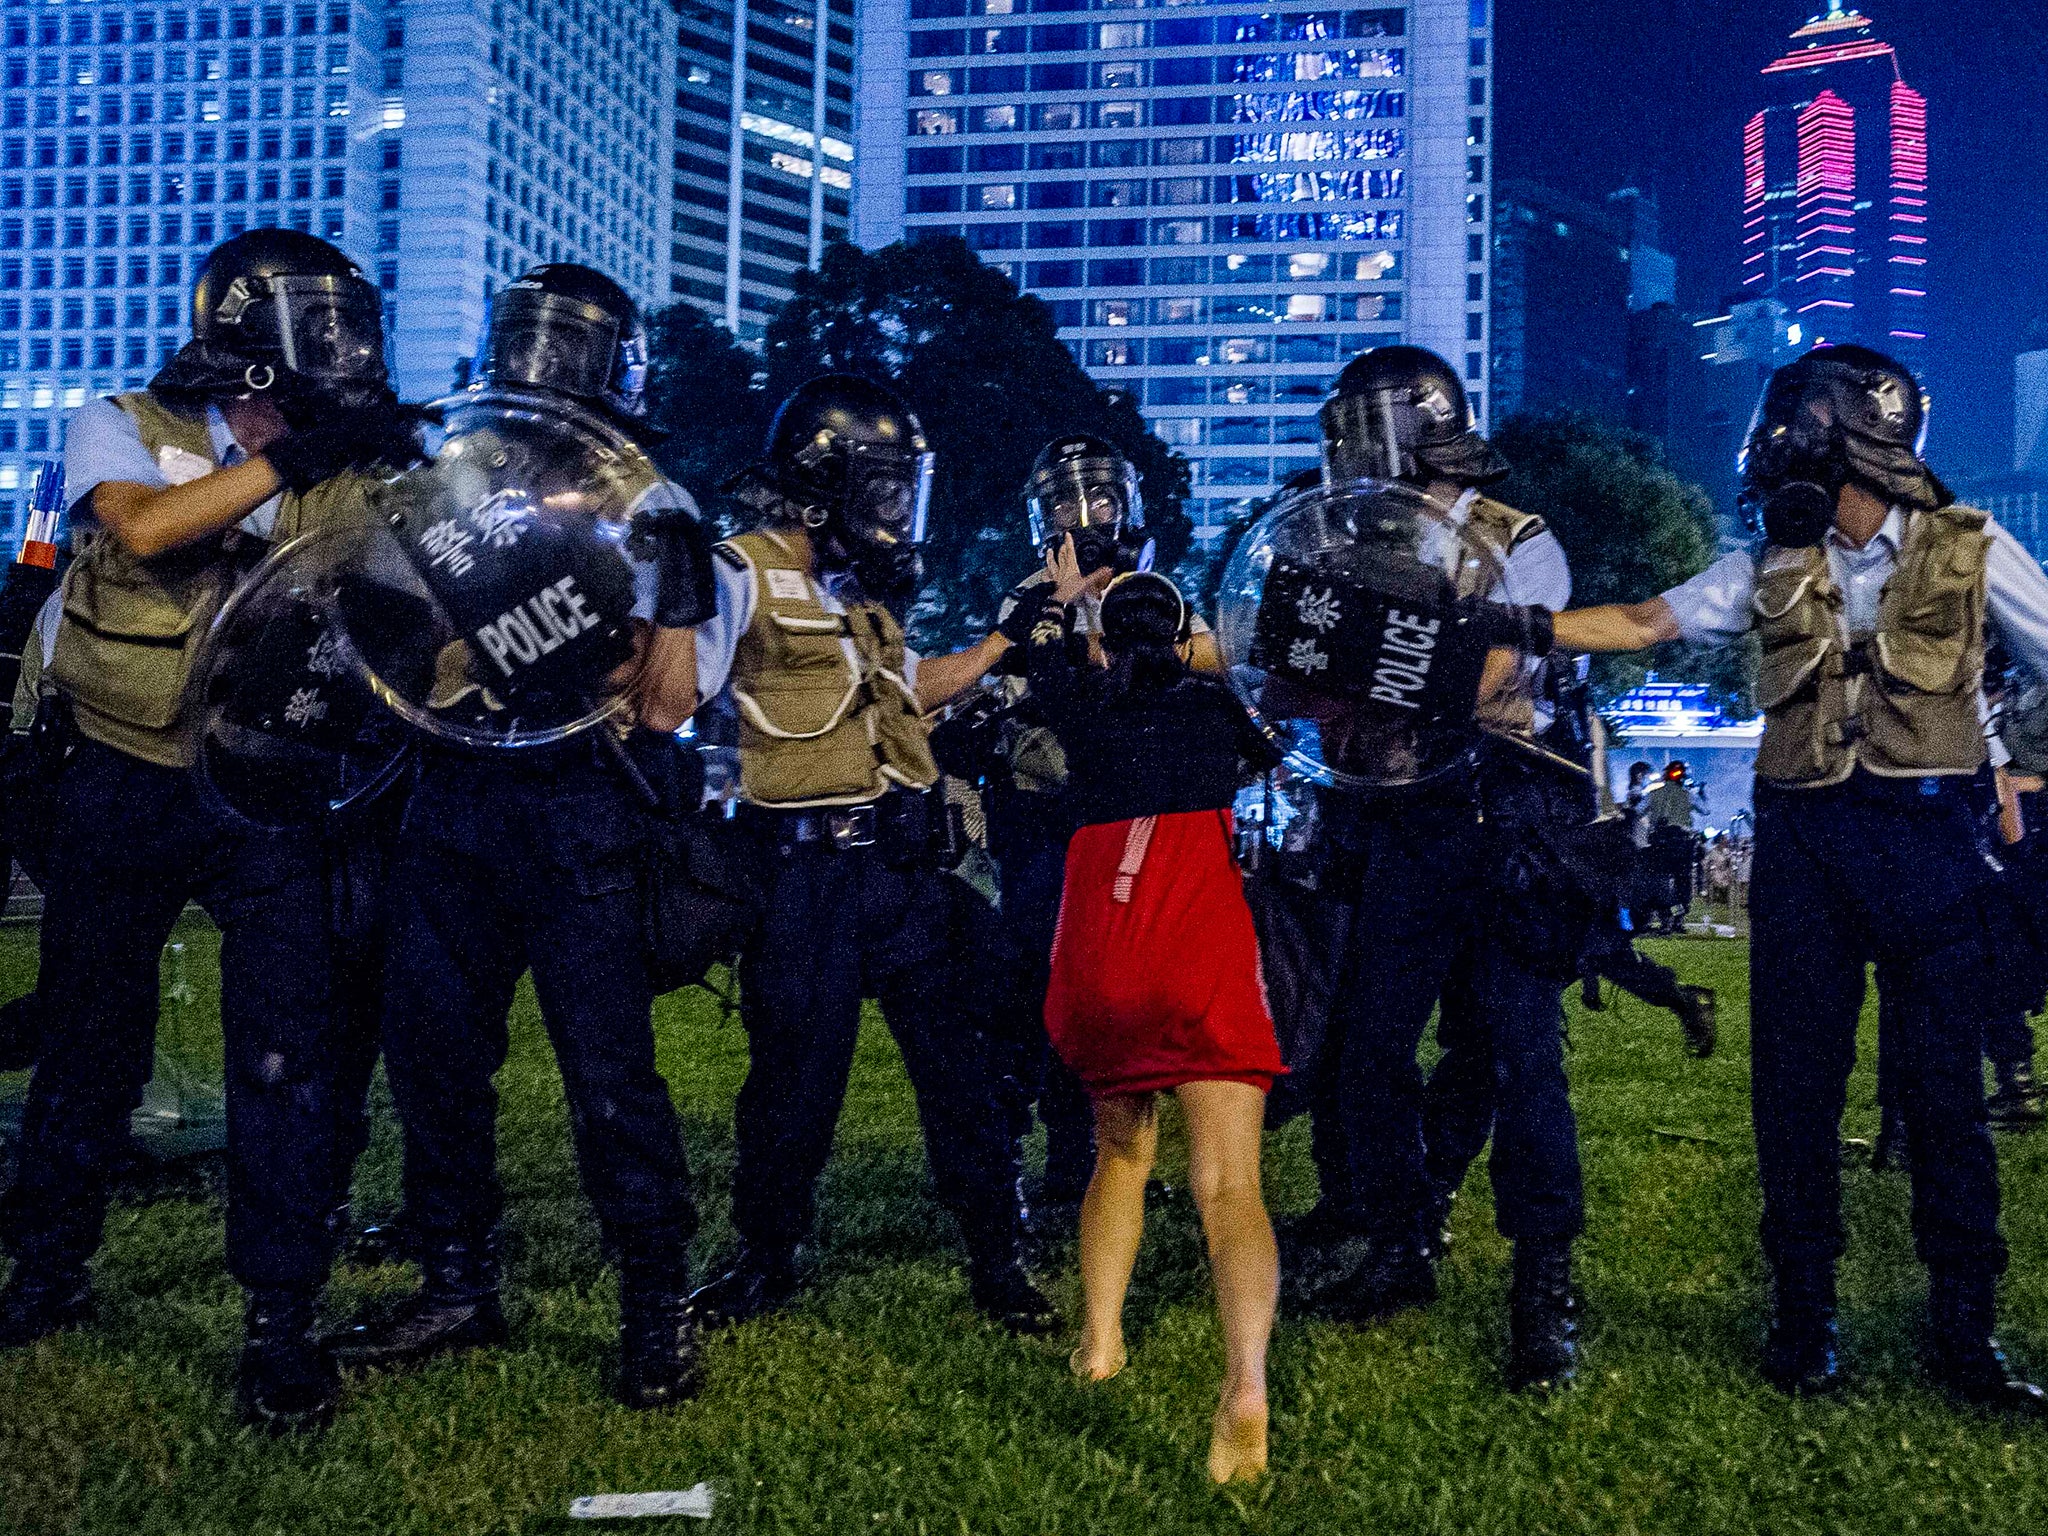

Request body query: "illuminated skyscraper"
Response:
[0, 0, 674, 537]
[1740, 1, 1928, 371]
[856, 0, 1493, 547]
[671, 0, 855, 341]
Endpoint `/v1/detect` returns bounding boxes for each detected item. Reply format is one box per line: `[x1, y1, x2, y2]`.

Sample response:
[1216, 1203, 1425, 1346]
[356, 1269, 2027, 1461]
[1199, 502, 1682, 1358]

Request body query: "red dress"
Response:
[1044, 808, 1283, 1098]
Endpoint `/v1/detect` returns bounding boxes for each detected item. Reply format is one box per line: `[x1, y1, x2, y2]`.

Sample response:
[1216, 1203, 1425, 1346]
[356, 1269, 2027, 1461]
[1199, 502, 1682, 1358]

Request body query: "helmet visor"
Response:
[481, 289, 625, 406]
[271, 275, 388, 384]
[1319, 389, 1408, 483]
[1026, 460, 1140, 549]
[847, 449, 933, 550]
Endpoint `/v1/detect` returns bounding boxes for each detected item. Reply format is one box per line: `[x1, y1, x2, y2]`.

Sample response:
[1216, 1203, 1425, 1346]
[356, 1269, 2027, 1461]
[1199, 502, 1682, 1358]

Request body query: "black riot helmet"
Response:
[1320, 345, 1508, 489]
[1024, 434, 1151, 576]
[1737, 344, 1947, 547]
[184, 229, 388, 406]
[762, 373, 934, 601]
[479, 264, 650, 421]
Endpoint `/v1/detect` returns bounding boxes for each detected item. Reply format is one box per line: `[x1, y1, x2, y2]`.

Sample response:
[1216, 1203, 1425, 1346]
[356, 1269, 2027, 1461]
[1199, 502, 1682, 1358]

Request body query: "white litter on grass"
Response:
[568, 1486, 717, 1520]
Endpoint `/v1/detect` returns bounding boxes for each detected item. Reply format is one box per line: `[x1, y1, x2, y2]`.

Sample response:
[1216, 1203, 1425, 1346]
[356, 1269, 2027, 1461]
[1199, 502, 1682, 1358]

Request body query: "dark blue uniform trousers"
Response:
[1420, 941, 1585, 1242]
[379, 748, 695, 1271]
[987, 793, 1095, 1201]
[732, 822, 1025, 1260]
[1311, 789, 1487, 1243]
[1, 737, 359, 1292]
[1751, 773, 2005, 1282]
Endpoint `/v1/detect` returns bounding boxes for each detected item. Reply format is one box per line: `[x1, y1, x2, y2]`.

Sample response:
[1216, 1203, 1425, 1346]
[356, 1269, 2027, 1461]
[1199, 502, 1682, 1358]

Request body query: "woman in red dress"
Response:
[1026, 544, 1283, 1484]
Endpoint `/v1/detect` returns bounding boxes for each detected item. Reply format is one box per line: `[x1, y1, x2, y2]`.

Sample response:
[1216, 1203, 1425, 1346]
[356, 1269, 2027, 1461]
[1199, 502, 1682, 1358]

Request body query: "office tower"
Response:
[856, 0, 1492, 548]
[1490, 180, 1674, 425]
[0, 0, 674, 536]
[672, 0, 855, 340]
[1741, 0, 1928, 373]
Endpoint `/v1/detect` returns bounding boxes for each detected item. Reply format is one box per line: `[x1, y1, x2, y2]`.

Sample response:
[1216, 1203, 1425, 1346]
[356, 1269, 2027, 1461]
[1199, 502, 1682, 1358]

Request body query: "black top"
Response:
[1026, 604, 1279, 828]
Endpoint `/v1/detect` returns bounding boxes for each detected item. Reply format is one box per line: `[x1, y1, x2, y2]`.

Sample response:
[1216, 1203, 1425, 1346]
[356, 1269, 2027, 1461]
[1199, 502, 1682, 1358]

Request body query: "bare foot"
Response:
[1068, 1333, 1127, 1382]
[1207, 1401, 1268, 1485]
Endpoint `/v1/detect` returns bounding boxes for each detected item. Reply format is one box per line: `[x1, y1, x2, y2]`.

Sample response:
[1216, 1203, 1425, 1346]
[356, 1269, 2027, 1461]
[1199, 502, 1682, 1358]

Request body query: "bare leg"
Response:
[1074, 1092, 1157, 1380]
[1176, 1079, 1277, 1484]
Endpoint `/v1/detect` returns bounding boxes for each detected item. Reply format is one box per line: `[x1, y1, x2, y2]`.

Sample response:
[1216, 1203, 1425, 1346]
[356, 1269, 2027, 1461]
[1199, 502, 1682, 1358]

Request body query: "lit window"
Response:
[920, 70, 955, 96]
[912, 109, 959, 136]
[1287, 252, 1328, 280]
[978, 184, 1016, 210]
[1098, 23, 1144, 47]
[1090, 298, 1135, 326]
[976, 105, 1017, 132]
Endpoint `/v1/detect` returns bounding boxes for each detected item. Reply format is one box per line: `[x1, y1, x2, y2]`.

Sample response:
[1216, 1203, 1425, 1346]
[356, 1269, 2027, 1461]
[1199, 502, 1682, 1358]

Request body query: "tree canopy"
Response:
[1491, 409, 1752, 715]
[669, 237, 1191, 647]
[640, 301, 772, 534]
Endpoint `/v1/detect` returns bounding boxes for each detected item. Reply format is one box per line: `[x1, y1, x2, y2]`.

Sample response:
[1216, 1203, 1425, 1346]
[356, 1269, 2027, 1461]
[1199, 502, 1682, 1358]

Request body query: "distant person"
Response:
[1028, 556, 1283, 1485]
[1646, 762, 1699, 833]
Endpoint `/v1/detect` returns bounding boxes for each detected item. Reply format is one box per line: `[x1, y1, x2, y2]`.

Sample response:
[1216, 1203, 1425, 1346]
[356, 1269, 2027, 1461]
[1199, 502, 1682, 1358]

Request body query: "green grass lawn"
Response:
[4, 921, 2048, 1534]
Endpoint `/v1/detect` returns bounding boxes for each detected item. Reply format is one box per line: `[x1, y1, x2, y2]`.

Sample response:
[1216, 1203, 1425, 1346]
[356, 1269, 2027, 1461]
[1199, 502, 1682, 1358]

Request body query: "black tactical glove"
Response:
[1464, 601, 1555, 655]
[996, 583, 1053, 646]
[628, 504, 717, 629]
[355, 400, 437, 474]
[262, 418, 366, 494]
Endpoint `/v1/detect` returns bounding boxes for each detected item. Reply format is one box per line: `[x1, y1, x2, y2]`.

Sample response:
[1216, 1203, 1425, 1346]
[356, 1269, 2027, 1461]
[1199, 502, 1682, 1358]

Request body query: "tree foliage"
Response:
[1492, 409, 1753, 715]
[758, 237, 1192, 648]
[640, 301, 772, 533]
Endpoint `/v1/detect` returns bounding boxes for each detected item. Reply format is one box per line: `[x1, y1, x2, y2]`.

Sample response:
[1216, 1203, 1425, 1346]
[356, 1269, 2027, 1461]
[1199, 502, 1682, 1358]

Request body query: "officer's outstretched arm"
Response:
[914, 632, 1011, 713]
[1553, 597, 1681, 654]
[90, 459, 289, 560]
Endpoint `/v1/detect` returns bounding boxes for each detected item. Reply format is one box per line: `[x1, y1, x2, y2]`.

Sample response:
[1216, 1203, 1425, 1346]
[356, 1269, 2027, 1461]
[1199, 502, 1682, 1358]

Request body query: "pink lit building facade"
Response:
[1739, 1, 1928, 374]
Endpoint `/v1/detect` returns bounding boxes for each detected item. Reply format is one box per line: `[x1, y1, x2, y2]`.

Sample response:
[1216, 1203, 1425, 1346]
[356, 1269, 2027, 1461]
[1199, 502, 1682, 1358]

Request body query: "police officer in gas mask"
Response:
[1287, 345, 1589, 1393]
[326, 264, 715, 1412]
[1555, 345, 2048, 1411]
[0, 230, 421, 1429]
[981, 437, 1219, 1218]
[683, 373, 1055, 1335]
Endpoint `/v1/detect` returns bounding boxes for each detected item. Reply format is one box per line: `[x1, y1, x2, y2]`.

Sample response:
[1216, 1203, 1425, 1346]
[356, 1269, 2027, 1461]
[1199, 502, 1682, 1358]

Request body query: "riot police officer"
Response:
[983, 436, 1217, 1217]
[1296, 345, 1587, 1391]
[1554, 345, 2048, 1411]
[685, 374, 1054, 1335]
[328, 265, 715, 1411]
[0, 230, 419, 1429]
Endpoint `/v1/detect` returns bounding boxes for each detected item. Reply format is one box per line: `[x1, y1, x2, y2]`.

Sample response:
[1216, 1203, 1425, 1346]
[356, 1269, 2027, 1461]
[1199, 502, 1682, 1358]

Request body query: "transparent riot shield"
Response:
[330, 387, 654, 750]
[189, 522, 413, 829]
[1215, 477, 1534, 790]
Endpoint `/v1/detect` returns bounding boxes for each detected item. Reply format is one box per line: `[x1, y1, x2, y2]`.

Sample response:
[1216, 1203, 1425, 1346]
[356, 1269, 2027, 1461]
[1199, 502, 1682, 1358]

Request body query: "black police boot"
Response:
[346, 1212, 419, 1268]
[0, 1265, 92, 1348]
[327, 1238, 506, 1372]
[965, 1225, 1057, 1336]
[686, 1244, 801, 1330]
[238, 1289, 340, 1433]
[1926, 1269, 2048, 1415]
[1579, 974, 1605, 1012]
[1763, 1267, 1843, 1397]
[1505, 1238, 1579, 1394]
[1677, 986, 1717, 1060]
[1870, 1104, 1909, 1171]
[616, 1273, 704, 1411]
[0, 989, 43, 1072]
[1987, 1060, 2047, 1132]
[1310, 1234, 1438, 1323]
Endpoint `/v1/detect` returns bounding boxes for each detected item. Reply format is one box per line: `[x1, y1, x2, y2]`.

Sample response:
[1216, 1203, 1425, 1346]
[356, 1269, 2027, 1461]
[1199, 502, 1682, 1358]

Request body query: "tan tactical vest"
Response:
[1752, 505, 1990, 788]
[723, 529, 939, 807]
[50, 392, 371, 766]
[1461, 494, 1548, 736]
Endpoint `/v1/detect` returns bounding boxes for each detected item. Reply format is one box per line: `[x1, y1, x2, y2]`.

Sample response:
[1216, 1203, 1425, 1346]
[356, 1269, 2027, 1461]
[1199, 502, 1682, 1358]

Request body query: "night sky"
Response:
[1493, 0, 2048, 480]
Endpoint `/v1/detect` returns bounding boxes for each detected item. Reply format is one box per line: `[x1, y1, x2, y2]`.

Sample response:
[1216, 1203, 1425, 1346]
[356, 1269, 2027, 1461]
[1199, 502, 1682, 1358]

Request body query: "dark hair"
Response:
[1100, 571, 1189, 695]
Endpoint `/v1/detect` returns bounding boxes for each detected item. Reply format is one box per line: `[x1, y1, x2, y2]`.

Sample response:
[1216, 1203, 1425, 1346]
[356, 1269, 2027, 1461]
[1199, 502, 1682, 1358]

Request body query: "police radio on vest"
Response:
[475, 576, 604, 678]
